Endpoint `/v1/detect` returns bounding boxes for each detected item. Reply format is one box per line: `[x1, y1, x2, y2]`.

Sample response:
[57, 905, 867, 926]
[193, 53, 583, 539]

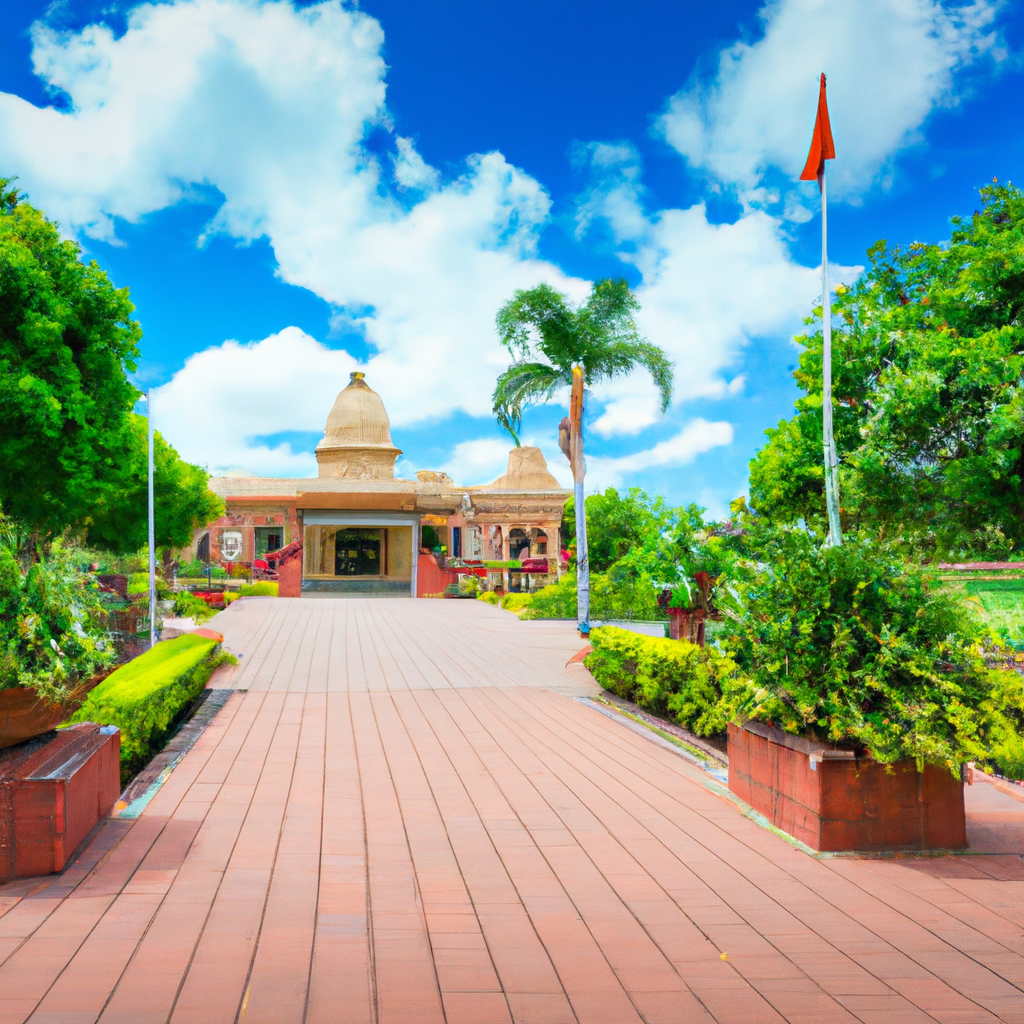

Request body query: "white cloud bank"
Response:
[660, 0, 1000, 201]
[0, 0, 1002, 492]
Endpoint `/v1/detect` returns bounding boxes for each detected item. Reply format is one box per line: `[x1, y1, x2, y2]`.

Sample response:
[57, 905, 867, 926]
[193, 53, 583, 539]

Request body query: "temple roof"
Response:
[479, 446, 563, 491]
[318, 372, 394, 449]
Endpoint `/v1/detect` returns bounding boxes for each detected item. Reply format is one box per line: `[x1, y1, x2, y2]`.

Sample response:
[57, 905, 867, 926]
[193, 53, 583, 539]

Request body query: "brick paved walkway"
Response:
[3, 598, 1024, 1023]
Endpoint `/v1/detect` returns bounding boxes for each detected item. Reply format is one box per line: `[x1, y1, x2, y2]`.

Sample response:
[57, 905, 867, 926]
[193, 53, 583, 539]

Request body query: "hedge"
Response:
[71, 633, 231, 780]
[239, 581, 278, 597]
[584, 626, 735, 737]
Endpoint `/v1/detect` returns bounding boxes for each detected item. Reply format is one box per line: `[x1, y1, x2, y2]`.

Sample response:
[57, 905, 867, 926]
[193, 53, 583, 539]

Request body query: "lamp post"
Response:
[146, 390, 156, 649]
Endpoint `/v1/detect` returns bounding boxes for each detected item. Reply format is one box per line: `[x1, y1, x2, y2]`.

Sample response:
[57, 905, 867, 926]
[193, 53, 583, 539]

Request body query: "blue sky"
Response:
[3, 0, 1023, 516]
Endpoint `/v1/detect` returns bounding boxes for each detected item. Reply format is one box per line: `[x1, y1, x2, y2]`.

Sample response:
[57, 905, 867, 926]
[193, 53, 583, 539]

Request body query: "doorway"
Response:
[335, 529, 382, 576]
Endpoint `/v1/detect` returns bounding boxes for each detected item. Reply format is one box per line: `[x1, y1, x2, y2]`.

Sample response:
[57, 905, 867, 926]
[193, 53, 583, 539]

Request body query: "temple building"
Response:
[192, 372, 571, 597]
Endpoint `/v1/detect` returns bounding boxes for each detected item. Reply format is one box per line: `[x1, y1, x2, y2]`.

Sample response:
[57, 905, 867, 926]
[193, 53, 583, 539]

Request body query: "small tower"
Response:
[315, 372, 402, 479]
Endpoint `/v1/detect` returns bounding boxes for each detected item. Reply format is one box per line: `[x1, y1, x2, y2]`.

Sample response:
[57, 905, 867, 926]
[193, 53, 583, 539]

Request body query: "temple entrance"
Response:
[334, 529, 382, 577]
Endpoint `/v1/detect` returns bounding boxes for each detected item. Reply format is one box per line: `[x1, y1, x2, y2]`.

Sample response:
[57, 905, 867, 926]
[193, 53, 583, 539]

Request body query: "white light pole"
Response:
[146, 390, 156, 648]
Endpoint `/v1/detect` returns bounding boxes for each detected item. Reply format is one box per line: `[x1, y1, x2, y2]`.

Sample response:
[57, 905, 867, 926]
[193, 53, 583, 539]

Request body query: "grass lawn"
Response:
[944, 574, 1024, 637]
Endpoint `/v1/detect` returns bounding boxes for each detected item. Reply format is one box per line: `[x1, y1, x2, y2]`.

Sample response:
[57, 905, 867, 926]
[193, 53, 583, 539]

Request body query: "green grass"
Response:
[71, 633, 229, 781]
[949, 578, 1024, 636]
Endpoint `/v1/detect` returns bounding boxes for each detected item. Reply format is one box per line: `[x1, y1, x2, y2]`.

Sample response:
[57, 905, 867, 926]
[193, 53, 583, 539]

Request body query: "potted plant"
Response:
[717, 527, 1009, 852]
[0, 543, 114, 749]
[657, 534, 735, 645]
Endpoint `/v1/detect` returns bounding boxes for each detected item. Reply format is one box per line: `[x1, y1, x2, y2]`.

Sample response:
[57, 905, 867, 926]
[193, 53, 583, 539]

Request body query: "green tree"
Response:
[492, 279, 674, 631]
[84, 414, 224, 557]
[0, 179, 143, 538]
[750, 182, 1024, 558]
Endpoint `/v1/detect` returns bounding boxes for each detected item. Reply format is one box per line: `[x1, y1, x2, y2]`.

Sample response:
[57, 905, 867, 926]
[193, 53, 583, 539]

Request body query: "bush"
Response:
[518, 571, 665, 621]
[585, 626, 734, 736]
[70, 633, 231, 780]
[239, 581, 278, 597]
[227, 562, 250, 579]
[177, 561, 227, 579]
[501, 593, 533, 614]
[173, 591, 218, 623]
[477, 592, 500, 606]
[127, 572, 172, 599]
[0, 541, 113, 700]
[719, 529, 1000, 770]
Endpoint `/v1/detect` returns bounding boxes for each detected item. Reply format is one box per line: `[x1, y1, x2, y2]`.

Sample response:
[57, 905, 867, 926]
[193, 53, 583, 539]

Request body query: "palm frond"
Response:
[588, 340, 675, 412]
[491, 362, 567, 445]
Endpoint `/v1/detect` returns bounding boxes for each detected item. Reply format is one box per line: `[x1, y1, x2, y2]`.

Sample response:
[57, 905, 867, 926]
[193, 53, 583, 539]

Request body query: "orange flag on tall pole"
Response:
[800, 72, 842, 546]
[800, 73, 835, 188]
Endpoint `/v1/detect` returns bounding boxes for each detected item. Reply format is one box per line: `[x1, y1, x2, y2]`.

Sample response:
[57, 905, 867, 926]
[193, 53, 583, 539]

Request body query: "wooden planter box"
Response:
[0, 687, 77, 751]
[727, 721, 966, 852]
[1, 723, 121, 882]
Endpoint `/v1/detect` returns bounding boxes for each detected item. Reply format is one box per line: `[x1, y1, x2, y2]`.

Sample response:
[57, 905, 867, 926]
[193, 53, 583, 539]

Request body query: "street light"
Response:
[145, 390, 156, 649]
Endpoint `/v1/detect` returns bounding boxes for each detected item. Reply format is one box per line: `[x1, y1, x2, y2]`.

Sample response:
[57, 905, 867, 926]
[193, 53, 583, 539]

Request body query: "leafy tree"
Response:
[0, 179, 142, 537]
[750, 182, 1024, 559]
[493, 279, 674, 630]
[84, 414, 224, 557]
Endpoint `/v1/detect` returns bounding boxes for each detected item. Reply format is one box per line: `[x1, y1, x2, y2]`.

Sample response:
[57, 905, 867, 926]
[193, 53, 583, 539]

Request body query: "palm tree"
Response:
[492, 278, 674, 635]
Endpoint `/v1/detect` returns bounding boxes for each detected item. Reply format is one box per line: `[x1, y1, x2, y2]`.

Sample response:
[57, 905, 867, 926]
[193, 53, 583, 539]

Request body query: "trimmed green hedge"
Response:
[584, 626, 735, 737]
[239, 581, 278, 597]
[71, 633, 231, 780]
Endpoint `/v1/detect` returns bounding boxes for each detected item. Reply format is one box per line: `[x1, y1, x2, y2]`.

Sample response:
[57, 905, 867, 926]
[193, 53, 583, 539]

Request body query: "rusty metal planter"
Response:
[727, 721, 966, 852]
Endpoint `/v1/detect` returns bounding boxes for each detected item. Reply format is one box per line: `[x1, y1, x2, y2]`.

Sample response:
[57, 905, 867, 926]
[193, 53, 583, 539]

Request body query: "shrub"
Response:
[239, 581, 278, 597]
[477, 592, 500, 606]
[719, 529, 999, 770]
[173, 591, 218, 623]
[519, 571, 665, 621]
[0, 541, 113, 700]
[501, 593, 533, 614]
[127, 572, 172, 599]
[585, 626, 734, 736]
[71, 633, 231, 780]
[227, 562, 250, 579]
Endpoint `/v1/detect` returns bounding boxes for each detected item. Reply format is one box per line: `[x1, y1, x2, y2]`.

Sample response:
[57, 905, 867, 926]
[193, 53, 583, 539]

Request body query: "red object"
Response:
[272, 541, 303, 598]
[1, 723, 121, 882]
[799, 73, 836, 184]
[190, 628, 224, 642]
[254, 559, 269, 570]
[417, 554, 458, 597]
[728, 722, 966, 852]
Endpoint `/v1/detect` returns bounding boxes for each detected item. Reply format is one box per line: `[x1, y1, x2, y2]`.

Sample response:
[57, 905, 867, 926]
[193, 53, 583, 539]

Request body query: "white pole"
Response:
[147, 391, 156, 647]
[820, 167, 842, 546]
[411, 518, 419, 598]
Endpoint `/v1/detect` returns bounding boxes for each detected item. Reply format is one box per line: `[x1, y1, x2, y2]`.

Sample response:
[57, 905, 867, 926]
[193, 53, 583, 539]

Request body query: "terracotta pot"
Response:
[0, 671, 112, 751]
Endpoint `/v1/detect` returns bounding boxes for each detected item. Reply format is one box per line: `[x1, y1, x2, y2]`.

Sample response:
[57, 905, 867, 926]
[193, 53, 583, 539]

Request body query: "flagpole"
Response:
[820, 166, 842, 545]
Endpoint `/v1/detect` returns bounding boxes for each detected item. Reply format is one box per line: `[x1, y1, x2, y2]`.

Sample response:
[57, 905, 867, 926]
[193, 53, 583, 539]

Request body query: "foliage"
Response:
[227, 562, 250, 579]
[70, 633, 231, 779]
[421, 525, 440, 550]
[981, 669, 1024, 780]
[515, 571, 665, 621]
[492, 279, 673, 445]
[84, 414, 224, 554]
[562, 488, 703, 575]
[0, 539, 113, 699]
[477, 591, 500, 606]
[172, 590, 218, 623]
[585, 626, 735, 736]
[179, 561, 227, 579]
[750, 182, 1024, 559]
[239, 581, 278, 596]
[127, 572, 172, 600]
[0, 181, 142, 537]
[718, 528, 1000, 770]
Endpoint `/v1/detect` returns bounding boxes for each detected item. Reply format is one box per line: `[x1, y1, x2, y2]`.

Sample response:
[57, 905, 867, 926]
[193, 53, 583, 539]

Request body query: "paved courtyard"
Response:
[3, 598, 1024, 1023]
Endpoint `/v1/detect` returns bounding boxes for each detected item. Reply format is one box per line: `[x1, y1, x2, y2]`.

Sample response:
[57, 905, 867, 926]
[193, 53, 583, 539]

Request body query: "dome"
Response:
[489, 447, 562, 490]
[319, 372, 394, 448]
[315, 373, 402, 480]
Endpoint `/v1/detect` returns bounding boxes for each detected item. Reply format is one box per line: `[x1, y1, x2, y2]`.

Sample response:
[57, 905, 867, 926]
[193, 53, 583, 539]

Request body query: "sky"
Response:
[2, 0, 1023, 517]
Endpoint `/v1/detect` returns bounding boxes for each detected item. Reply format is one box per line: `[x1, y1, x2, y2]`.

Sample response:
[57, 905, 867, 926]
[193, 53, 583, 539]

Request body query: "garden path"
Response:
[2, 597, 1024, 1023]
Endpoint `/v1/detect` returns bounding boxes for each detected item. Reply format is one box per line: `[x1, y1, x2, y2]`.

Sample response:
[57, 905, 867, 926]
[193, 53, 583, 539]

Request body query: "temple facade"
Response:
[191, 372, 570, 597]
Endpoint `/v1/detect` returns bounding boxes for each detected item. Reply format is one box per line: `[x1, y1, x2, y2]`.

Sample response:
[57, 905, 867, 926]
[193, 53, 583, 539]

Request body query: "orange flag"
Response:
[800, 73, 835, 184]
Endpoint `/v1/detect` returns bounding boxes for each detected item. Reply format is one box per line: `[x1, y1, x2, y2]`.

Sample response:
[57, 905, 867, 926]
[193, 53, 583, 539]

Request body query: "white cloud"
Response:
[659, 0, 1000, 199]
[152, 326, 358, 475]
[437, 439, 514, 486]
[585, 419, 736, 491]
[575, 145, 859, 434]
[0, 0, 582, 434]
